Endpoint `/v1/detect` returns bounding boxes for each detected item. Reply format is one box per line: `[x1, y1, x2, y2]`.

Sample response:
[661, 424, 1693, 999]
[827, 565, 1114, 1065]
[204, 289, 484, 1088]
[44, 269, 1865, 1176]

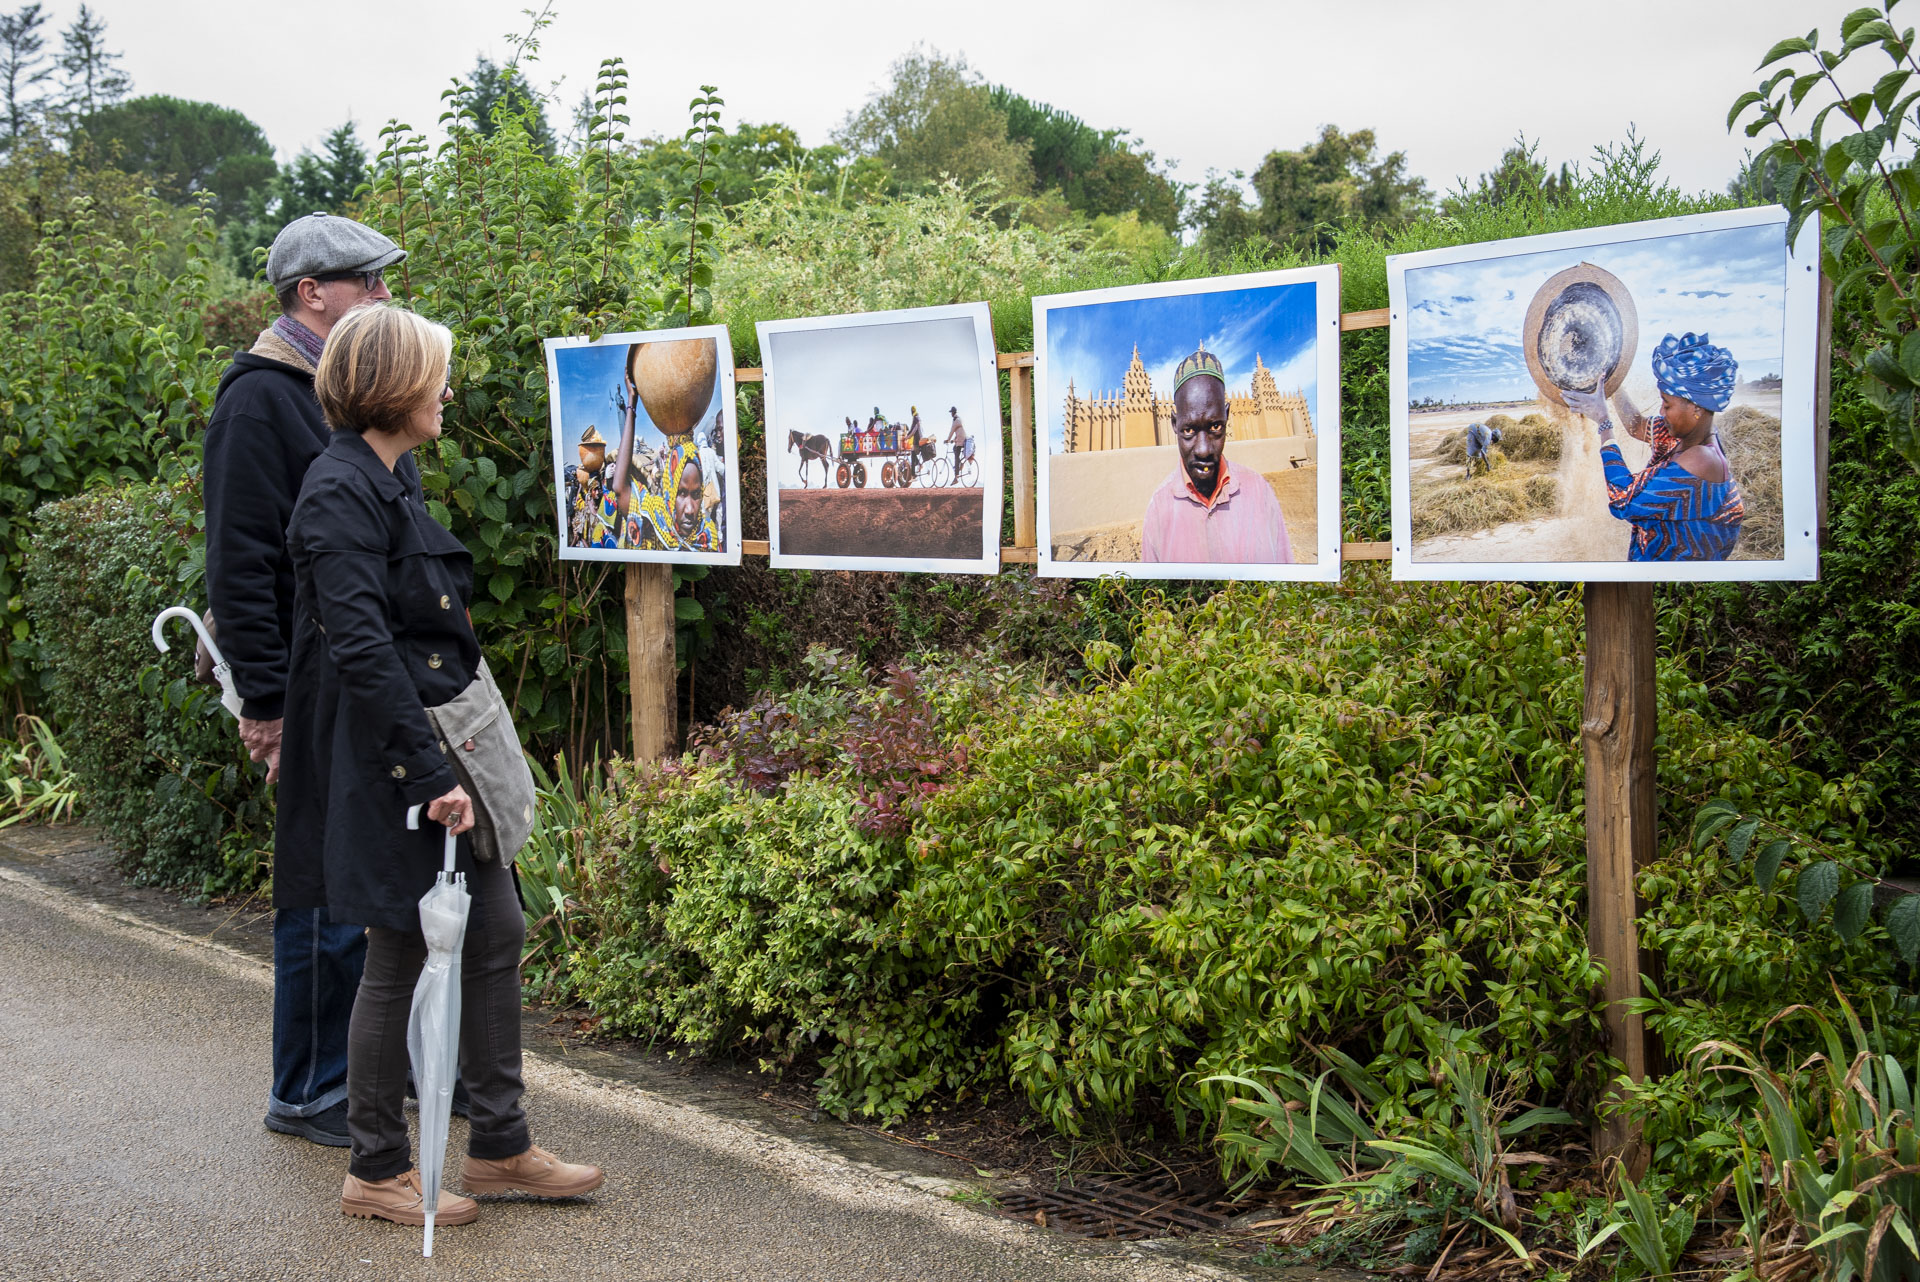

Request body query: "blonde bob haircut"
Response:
[314, 303, 453, 435]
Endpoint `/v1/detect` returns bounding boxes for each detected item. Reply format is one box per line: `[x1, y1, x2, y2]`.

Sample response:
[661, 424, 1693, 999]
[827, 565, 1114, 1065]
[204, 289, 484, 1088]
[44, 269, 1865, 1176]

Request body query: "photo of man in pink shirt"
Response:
[1141, 345, 1292, 564]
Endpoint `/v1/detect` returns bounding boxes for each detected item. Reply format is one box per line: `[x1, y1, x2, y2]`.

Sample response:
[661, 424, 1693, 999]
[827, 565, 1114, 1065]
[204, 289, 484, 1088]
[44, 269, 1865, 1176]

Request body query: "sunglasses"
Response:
[311, 268, 386, 292]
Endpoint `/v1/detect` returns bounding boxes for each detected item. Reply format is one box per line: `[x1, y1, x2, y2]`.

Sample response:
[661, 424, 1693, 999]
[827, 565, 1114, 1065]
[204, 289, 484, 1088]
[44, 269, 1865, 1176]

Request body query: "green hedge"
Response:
[23, 471, 269, 892]
[564, 572, 1901, 1170]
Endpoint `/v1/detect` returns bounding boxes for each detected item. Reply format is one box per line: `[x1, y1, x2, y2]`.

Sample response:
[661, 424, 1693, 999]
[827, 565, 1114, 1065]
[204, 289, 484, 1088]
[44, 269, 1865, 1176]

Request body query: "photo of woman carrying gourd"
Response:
[1388, 207, 1819, 582]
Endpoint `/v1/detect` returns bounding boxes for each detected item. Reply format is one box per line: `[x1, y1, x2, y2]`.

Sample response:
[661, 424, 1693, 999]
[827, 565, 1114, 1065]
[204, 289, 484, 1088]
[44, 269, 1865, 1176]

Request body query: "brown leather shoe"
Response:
[460, 1143, 604, 1198]
[341, 1169, 479, 1226]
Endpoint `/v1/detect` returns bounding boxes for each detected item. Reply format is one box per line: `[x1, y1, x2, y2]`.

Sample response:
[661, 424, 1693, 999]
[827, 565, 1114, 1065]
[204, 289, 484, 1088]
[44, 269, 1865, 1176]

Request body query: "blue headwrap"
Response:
[1650, 332, 1737, 413]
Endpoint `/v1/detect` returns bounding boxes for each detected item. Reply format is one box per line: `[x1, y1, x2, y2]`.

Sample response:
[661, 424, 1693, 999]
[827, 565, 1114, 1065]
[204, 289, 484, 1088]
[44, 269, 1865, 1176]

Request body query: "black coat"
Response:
[279, 429, 483, 931]
[203, 348, 420, 720]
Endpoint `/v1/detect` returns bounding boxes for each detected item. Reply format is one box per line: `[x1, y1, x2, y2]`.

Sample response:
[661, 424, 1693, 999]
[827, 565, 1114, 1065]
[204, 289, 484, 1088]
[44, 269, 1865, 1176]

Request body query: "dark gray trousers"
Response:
[345, 855, 529, 1181]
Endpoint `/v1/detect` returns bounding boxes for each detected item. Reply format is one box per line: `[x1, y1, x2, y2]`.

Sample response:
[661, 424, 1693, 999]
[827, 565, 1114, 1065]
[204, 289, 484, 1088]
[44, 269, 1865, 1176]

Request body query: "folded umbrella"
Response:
[150, 606, 244, 719]
[405, 803, 470, 1257]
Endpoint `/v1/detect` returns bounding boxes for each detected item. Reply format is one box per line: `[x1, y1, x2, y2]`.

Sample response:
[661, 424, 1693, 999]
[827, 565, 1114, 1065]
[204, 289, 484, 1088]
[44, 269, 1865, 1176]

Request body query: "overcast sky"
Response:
[93, 0, 1835, 198]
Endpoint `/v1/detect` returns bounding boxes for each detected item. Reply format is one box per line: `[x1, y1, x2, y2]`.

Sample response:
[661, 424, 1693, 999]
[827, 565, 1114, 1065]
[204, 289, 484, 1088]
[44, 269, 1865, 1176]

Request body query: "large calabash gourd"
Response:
[627, 338, 718, 440]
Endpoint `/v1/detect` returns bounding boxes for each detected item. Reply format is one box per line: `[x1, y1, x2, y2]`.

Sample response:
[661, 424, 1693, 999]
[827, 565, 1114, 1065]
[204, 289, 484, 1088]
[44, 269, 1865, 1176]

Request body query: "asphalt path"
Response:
[0, 857, 1262, 1282]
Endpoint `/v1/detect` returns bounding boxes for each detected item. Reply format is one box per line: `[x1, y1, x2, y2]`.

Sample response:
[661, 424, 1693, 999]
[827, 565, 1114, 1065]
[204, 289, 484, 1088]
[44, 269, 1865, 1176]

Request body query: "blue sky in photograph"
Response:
[1404, 222, 1787, 406]
[551, 337, 723, 455]
[1042, 282, 1318, 452]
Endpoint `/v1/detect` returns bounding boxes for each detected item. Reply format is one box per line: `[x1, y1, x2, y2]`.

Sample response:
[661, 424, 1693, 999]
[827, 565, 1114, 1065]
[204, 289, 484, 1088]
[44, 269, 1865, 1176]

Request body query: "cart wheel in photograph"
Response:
[836, 462, 851, 489]
[880, 461, 896, 488]
[853, 461, 868, 489]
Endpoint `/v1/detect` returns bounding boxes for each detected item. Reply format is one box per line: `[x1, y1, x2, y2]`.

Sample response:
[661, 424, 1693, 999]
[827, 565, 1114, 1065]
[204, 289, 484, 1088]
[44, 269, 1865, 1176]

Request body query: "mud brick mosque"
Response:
[1061, 345, 1313, 453]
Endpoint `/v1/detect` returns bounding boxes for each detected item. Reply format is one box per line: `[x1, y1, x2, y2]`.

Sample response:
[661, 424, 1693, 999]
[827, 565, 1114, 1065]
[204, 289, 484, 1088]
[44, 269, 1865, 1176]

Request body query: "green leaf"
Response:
[1867, 342, 1917, 390]
[1798, 860, 1844, 922]
[1834, 880, 1875, 942]
[488, 571, 514, 603]
[1758, 34, 1817, 69]
[1727, 819, 1762, 863]
[1886, 894, 1920, 964]
[1694, 804, 1741, 850]
[1756, 839, 1792, 890]
[673, 597, 704, 622]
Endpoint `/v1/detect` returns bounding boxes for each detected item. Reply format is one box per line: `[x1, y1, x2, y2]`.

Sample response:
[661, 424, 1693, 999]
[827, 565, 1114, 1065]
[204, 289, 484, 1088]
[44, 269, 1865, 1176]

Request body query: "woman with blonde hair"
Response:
[283, 303, 602, 1227]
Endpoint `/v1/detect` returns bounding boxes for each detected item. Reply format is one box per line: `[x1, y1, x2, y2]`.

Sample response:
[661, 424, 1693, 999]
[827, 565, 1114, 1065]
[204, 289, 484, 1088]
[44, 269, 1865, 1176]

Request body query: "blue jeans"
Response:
[269, 907, 366, 1119]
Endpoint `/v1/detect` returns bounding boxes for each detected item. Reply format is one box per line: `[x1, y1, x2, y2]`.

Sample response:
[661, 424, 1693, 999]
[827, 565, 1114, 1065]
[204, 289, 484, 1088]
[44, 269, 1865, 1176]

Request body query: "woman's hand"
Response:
[1563, 386, 1612, 429]
[427, 784, 476, 835]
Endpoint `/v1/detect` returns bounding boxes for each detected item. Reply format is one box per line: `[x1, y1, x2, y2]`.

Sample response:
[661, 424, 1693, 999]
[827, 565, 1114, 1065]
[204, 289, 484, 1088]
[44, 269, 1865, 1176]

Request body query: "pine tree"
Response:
[57, 3, 129, 119]
[0, 3, 50, 148]
[467, 56, 555, 157]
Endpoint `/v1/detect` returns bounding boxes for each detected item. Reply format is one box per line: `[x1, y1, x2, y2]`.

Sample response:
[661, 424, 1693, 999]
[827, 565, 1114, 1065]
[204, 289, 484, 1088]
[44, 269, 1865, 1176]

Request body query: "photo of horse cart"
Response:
[787, 410, 979, 491]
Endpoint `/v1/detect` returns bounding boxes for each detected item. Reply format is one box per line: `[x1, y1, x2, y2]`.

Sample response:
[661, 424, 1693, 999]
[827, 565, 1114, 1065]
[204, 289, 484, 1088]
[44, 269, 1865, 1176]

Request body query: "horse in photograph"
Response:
[788, 428, 833, 488]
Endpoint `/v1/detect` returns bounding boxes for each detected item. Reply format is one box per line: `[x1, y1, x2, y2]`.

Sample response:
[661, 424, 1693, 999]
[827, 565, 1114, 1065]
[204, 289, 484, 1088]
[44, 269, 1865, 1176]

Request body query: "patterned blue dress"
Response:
[1601, 415, 1744, 561]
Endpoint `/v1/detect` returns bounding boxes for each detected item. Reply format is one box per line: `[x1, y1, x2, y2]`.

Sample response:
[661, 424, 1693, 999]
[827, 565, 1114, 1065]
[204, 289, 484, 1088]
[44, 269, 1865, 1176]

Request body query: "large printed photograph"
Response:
[544, 325, 741, 566]
[758, 303, 1002, 574]
[1388, 207, 1820, 581]
[1034, 266, 1343, 581]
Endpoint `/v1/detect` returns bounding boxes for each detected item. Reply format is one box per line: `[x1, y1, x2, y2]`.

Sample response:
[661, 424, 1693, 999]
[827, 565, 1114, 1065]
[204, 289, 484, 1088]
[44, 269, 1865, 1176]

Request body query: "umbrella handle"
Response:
[406, 804, 460, 874]
[151, 606, 244, 721]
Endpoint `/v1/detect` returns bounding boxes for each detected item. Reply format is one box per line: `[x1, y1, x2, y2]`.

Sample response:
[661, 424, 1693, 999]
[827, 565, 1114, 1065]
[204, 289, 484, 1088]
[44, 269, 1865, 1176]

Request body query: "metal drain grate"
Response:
[995, 1173, 1232, 1240]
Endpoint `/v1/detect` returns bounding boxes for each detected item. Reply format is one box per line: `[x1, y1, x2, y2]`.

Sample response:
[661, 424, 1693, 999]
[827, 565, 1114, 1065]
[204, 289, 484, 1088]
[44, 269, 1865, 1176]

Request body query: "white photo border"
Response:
[756, 302, 1004, 575]
[1386, 206, 1820, 583]
[1032, 264, 1344, 582]
[543, 323, 742, 567]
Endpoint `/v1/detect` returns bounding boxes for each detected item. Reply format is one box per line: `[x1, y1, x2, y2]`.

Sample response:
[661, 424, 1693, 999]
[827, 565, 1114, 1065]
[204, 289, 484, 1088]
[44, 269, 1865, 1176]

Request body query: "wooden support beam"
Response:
[1010, 363, 1036, 548]
[625, 562, 677, 762]
[1000, 546, 1037, 564]
[1582, 580, 1658, 1174]
[1340, 308, 1392, 331]
[1343, 541, 1391, 561]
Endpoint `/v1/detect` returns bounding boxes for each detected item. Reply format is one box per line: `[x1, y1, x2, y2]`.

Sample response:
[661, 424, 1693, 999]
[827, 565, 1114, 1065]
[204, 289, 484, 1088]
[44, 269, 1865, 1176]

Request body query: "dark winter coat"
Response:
[278, 429, 483, 930]
[202, 332, 420, 720]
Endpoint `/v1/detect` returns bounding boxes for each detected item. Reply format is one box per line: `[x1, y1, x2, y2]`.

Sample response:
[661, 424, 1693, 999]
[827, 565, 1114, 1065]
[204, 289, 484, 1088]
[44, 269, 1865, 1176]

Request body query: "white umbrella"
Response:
[404, 803, 470, 1257]
[149, 606, 244, 719]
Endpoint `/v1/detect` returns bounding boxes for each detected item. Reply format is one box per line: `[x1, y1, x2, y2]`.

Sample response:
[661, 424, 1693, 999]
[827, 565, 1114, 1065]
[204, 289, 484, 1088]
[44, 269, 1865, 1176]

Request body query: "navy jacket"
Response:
[203, 348, 419, 720]
[279, 429, 481, 929]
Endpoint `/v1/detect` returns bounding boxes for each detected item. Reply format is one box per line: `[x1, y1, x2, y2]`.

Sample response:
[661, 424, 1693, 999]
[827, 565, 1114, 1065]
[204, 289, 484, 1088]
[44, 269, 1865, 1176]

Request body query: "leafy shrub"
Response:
[23, 470, 270, 893]
[0, 194, 224, 709]
[567, 570, 1895, 1168]
[0, 714, 80, 827]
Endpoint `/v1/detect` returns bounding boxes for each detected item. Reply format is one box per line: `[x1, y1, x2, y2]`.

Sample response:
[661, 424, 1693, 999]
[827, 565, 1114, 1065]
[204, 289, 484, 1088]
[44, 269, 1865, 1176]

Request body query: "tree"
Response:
[988, 87, 1184, 231]
[835, 47, 1033, 196]
[1191, 125, 1432, 255]
[623, 120, 873, 218]
[80, 95, 276, 220]
[281, 120, 368, 215]
[0, 3, 49, 149]
[467, 56, 555, 157]
[1441, 135, 1571, 216]
[55, 4, 128, 118]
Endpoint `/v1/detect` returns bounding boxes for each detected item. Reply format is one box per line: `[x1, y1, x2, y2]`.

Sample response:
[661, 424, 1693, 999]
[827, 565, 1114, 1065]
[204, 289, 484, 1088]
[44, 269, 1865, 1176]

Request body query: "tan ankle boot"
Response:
[341, 1169, 480, 1226]
[460, 1143, 604, 1198]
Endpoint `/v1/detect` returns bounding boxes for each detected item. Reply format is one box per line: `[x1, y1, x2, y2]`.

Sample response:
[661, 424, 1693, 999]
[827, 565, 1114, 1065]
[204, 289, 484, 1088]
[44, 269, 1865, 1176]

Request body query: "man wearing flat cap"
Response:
[203, 212, 415, 1148]
[1140, 344, 1293, 564]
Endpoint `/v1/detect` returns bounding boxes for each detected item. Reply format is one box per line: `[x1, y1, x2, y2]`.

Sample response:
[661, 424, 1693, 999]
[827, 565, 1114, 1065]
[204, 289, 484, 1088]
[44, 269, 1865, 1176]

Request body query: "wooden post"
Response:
[1010, 362, 1036, 548]
[1582, 581, 1659, 1172]
[624, 562, 677, 762]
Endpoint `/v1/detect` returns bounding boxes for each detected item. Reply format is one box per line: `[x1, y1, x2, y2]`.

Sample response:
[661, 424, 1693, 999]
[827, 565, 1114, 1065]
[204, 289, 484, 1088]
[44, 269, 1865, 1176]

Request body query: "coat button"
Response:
[391, 765, 407, 779]
[440, 595, 451, 609]
[439, 740, 448, 753]
[428, 654, 443, 669]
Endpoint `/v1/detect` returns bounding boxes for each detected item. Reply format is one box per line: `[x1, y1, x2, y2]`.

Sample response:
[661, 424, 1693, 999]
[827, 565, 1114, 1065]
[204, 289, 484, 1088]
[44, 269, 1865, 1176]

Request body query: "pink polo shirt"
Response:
[1140, 463, 1293, 565]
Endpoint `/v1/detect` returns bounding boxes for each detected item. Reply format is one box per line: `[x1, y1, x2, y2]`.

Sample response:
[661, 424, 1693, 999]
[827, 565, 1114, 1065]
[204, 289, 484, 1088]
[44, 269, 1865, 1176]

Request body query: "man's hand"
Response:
[238, 717, 283, 783]
[427, 784, 477, 835]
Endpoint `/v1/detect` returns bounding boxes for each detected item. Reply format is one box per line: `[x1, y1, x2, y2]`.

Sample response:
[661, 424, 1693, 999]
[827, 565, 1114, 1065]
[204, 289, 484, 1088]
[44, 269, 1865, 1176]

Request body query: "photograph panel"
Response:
[545, 324, 741, 566]
[758, 304, 1003, 574]
[1388, 208, 1819, 582]
[1034, 266, 1342, 582]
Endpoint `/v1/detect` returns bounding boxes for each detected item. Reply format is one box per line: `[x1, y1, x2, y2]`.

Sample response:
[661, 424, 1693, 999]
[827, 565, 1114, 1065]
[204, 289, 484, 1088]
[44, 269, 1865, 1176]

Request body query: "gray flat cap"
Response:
[266, 212, 407, 292]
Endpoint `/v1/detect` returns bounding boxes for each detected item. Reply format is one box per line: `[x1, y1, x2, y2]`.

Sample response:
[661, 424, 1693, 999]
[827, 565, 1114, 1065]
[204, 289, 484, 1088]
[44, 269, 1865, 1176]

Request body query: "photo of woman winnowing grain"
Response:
[1563, 332, 1743, 561]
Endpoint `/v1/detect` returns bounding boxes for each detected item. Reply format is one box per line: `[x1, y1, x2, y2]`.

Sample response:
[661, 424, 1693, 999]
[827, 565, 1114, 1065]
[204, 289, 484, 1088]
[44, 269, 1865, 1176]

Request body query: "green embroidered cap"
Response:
[1173, 342, 1226, 394]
